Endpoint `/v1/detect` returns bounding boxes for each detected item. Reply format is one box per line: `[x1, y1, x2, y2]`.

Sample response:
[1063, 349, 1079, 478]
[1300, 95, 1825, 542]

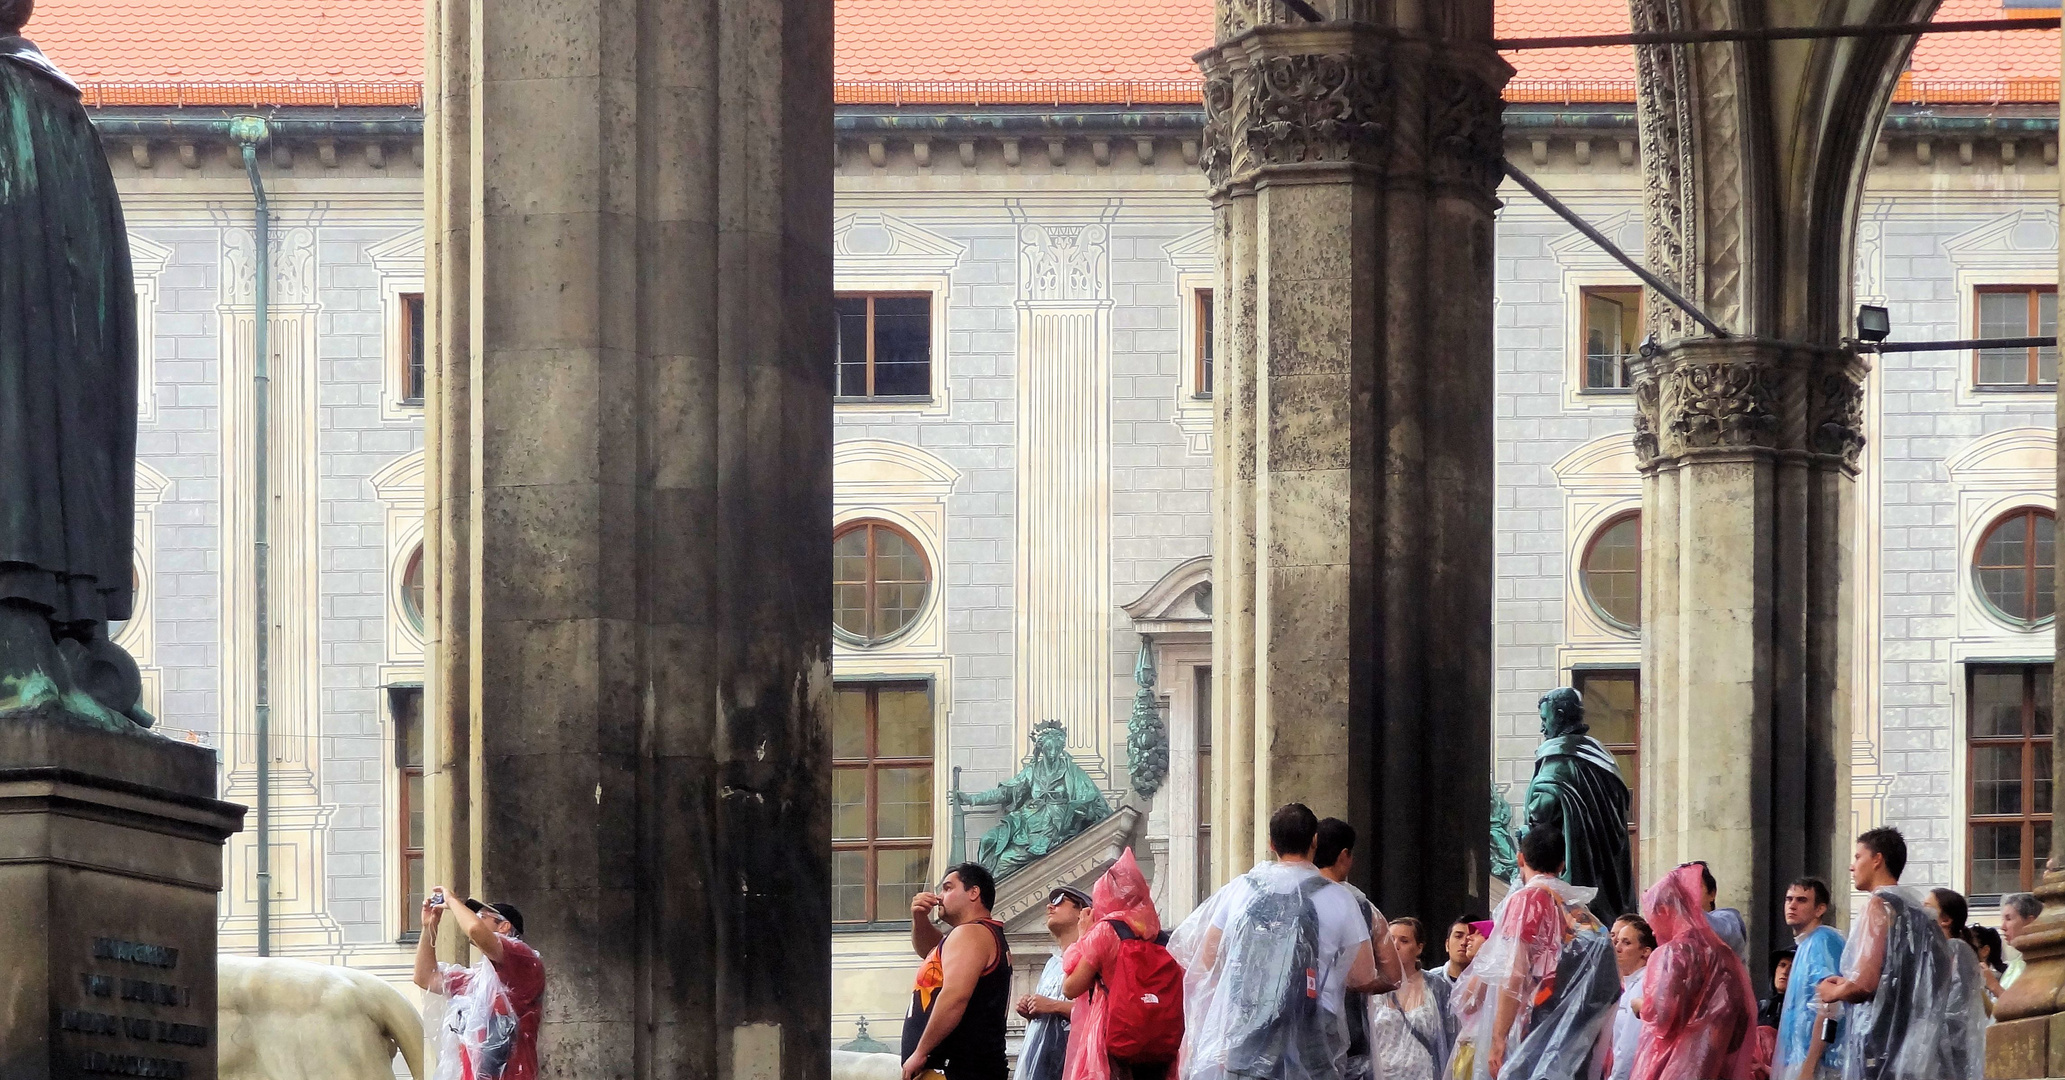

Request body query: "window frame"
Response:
[1194, 289, 1215, 399]
[400, 292, 427, 405]
[832, 680, 936, 929]
[1972, 506, 2057, 629]
[833, 519, 934, 648]
[390, 684, 426, 942]
[1579, 511, 1643, 634]
[1578, 285, 1644, 393]
[1966, 663, 2054, 898]
[1572, 667, 1641, 839]
[1973, 285, 2057, 390]
[834, 291, 936, 403]
[400, 543, 426, 633]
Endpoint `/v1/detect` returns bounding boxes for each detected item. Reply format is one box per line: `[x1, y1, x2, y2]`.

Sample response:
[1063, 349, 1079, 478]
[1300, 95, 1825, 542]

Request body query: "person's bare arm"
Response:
[438, 888, 505, 964]
[1488, 935, 1529, 1076]
[412, 895, 443, 991]
[1346, 940, 1383, 996]
[903, 925, 992, 1080]
[910, 893, 946, 958]
[1368, 914, 1402, 995]
[1198, 925, 1223, 971]
[1818, 899, 1887, 1004]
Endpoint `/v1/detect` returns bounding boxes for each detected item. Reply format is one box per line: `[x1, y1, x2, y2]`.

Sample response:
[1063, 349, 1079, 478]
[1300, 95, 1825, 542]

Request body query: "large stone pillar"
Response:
[1198, 0, 1506, 919]
[1627, 0, 1928, 970]
[424, 0, 833, 1075]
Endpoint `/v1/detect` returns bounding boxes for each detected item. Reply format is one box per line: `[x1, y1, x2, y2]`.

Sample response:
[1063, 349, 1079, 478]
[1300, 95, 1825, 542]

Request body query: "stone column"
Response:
[424, 0, 834, 1075]
[1198, 1, 1506, 918]
[1625, 0, 1921, 971]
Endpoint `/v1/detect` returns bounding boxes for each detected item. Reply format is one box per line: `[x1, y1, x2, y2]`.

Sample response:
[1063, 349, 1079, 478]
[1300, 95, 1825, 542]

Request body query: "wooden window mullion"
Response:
[864, 297, 877, 397]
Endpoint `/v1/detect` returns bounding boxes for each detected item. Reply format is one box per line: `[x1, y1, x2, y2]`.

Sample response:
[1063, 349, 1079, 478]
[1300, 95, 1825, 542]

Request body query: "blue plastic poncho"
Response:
[1775, 924, 1845, 1078]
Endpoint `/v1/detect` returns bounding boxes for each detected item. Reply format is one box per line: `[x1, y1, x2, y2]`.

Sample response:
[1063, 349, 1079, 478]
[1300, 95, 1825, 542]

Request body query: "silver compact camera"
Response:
[429, 887, 447, 908]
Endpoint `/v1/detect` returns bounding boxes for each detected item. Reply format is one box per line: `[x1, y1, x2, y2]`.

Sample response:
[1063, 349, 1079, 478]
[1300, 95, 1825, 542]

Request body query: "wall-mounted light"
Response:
[1856, 304, 1891, 343]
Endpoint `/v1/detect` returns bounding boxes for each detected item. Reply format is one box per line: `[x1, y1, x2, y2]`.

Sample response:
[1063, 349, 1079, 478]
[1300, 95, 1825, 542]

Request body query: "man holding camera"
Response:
[414, 886, 547, 1079]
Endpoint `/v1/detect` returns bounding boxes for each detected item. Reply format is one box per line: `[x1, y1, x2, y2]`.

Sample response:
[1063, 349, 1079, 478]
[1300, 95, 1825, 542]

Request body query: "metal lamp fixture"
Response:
[1855, 304, 1891, 342]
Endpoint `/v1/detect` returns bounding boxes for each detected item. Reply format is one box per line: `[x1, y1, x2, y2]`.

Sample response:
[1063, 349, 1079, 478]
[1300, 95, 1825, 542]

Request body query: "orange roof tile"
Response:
[12, 0, 2060, 108]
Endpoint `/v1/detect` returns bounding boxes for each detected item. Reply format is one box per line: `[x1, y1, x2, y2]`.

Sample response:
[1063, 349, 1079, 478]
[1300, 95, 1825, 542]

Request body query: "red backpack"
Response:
[1102, 919, 1186, 1064]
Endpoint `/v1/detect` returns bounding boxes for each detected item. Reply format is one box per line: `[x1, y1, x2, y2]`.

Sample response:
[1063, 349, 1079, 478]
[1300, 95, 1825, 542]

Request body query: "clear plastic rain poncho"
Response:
[1625, 865, 1756, 1080]
[1941, 938, 1990, 1080]
[1063, 848, 1164, 1080]
[424, 957, 523, 1080]
[1167, 860, 1370, 1080]
[1834, 886, 1974, 1080]
[1446, 873, 1614, 1080]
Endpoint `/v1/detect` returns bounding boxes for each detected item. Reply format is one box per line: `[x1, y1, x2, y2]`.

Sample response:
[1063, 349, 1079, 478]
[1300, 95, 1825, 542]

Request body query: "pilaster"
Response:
[1198, 10, 1506, 917]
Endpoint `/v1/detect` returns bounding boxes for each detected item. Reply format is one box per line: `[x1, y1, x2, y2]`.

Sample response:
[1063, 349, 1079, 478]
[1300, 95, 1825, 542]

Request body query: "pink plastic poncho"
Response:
[1626, 866, 1756, 1080]
[1446, 872, 1594, 1080]
[1063, 849, 1164, 1080]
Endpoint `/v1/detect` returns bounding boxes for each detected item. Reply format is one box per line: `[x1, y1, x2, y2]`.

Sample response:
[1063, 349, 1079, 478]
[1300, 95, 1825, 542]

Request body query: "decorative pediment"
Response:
[1121, 555, 1211, 637]
[1944, 209, 2060, 257]
[128, 234, 173, 275]
[366, 230, 427, 279]
[833, 439, 961, 500]
[133, 461, 171, 508]
[1162, 226, 1216, 275]
[1945, 427, 2056, 482]
[992, 805, 1146, 934]
[1547, 210, 1645, 266]
[369, 449, 425, 504]
[834, 213, 966, 276]
[1553, 434, 1642, 495]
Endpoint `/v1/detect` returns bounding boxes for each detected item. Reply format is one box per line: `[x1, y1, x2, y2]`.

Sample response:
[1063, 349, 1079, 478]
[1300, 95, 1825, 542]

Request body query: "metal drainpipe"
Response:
[230, 114, 272, 957]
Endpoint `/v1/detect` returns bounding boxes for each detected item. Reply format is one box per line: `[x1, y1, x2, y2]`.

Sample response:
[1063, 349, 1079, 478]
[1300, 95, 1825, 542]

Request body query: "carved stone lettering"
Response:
[93, 938, 179, 969]
[79, 1050, 188, 1078]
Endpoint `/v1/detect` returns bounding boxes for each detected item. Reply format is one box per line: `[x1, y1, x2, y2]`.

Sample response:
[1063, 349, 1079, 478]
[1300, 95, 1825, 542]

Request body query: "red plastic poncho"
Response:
[1063, 849, 1163, 1080]
[1627, 866, 1756, 1080]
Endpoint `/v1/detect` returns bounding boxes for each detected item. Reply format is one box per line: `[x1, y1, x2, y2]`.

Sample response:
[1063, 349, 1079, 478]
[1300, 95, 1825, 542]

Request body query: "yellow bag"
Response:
[1450, 1041, 1475, 1080]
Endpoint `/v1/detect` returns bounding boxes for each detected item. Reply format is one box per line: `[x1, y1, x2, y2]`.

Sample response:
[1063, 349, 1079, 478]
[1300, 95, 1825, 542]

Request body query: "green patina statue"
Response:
[1126, 641, 1169, 799]
[956, 719, 1112, 877]
[1525, 687, 1634, 920]
[1489, 783, 1520, 884]
[0, 0, 152, 730]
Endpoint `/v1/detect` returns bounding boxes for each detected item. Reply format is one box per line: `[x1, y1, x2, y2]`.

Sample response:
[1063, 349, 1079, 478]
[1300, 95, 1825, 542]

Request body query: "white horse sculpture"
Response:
[218, 955, 423, 1080]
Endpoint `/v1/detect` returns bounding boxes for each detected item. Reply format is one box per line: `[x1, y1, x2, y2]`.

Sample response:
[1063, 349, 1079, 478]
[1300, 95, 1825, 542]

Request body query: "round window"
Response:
[834, 521, 932, 646]
[1974, 507, 2055, 628]
[401, 545, 426, 631]
[1580, 513, 1641, 633]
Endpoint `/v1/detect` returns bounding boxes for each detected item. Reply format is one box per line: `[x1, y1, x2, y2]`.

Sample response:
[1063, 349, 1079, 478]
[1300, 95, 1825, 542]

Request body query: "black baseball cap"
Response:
[1046, 886, 1093, 909]
[464, 898, 525, 937]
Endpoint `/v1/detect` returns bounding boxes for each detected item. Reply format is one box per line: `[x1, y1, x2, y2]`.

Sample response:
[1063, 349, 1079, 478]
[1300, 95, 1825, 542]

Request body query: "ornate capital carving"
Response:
[1664, 360, 1778, 450]
[1809, 362, 1867, 470]
[1637, 340, 1867, 470]
[1245, 53, 1389, 168]
[1201, 72, 1237, 187]
[1427, 64, 1504, 194]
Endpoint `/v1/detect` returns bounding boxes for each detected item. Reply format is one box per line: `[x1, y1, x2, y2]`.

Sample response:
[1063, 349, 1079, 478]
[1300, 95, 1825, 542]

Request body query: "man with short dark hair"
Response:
[1777, 876, 1845, 1080]
[1168, 803, 1383, 1080]
[1315, 818, 1404, 1080]
[1817, 827, 1961, 1080]
[1424, 915, 1482, 997]
[414, 887, 547, 1079]
[905, 863, 1012, 1080]
[1016, 885, 1089, 1080]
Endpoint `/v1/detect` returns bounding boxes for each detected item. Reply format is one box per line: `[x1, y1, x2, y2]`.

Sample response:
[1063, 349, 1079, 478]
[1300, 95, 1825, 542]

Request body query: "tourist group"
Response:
[896, 805, 2018, 1080]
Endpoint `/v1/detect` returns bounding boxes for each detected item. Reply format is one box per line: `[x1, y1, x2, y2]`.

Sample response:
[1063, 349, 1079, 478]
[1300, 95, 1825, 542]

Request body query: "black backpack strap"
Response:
[1155, 930, 1171, 946]
[1110, 918, 1137, 942]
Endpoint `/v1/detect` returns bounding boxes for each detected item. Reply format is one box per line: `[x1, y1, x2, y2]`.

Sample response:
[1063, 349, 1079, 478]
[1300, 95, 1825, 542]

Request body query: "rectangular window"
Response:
[1196, 665, 1213, 899]
[391, 685, 426, 936]
[834, 293, 933, 400]
[833, 681, 934, 925]
[1581, 287, 1643, 391]
[1968, 664, 2054, 897]
[1573, 668, 1639, 835]
[1975, 286, 2057, 387]
[401, 293, 426, 404]
[1195, 290, 1215, 398]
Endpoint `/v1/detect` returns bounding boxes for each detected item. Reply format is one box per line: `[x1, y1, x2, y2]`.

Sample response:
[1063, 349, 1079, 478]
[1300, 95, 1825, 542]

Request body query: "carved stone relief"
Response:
[1663, 361, 1778, 450]
[1246, 53, 1389, 167]
[1018, 222, 1109, 302]
[1428, 63, 1504, 192]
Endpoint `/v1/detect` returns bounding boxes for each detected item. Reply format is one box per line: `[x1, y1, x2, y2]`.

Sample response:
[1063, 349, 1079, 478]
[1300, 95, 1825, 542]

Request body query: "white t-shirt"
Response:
[1610, 966, 1646, 1080]
[1210, 864, 1373, 1017]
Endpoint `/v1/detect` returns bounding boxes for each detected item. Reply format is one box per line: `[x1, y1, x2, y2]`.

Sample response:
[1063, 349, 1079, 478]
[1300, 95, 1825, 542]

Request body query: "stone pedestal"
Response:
[425, 0, 834, 1074]
[1197, 5, 1507, 919]
[0, 712, 245, 1080]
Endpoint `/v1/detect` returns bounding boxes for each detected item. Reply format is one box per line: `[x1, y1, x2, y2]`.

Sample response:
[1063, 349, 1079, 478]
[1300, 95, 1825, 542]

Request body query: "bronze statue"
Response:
[1525, 687, 1633, 919]
[0, 0, 151, 728]
[955, 720, 1112, 877]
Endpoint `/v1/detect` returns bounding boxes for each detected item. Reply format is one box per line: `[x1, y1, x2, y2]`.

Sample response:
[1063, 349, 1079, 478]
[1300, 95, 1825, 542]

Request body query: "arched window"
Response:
[1580, 512, 1641, 632]
[1975, 507, 2056, 627]
[401, 544, 426, 631]
[833, 520, 931, 645]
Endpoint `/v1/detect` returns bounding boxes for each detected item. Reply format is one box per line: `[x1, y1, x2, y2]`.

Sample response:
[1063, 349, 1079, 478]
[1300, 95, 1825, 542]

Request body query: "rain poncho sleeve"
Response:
[1627, 865, 1756, 1080]
[1834, 887, 1963, 1080]
[1941, 939, 1989, 1080]
[1021, 953, 1070, 1080]
[1063, 848, 1163, 1080]
[1775, 925, 1846, 1078]
[424, 959, 521, 1080]
[1167, 860, 1366, 1080]
[1444, 874, 1591, 1080]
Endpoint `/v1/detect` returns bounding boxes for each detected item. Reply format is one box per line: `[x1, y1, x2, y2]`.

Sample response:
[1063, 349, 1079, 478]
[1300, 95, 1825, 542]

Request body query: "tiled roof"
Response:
[16, 0, 2062, 108]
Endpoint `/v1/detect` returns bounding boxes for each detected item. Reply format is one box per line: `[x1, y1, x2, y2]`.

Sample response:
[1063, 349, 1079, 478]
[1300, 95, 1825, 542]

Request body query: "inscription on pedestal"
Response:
[52, 936, 209, 1080]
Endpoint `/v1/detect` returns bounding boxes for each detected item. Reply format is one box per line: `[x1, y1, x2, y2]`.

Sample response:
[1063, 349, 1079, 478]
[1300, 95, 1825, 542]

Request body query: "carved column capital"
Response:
[1635, 338, 1865, 472]
[1197, 26, 1394, 189]
[1426, 60, 1506, 198]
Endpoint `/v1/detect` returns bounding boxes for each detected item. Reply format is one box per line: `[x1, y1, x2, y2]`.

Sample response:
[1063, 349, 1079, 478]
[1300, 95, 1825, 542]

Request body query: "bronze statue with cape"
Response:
[1523, 687, 1633, 921]
[955, 719, 1111, 877]
[0, 0, 151, 728]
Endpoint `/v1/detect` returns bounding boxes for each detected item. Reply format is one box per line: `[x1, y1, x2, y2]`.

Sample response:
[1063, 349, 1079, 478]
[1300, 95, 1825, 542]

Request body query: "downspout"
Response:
[230, 115, 272, 957]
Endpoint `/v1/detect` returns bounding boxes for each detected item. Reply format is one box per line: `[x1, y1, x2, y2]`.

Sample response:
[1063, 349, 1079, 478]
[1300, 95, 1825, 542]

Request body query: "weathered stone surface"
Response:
[0, 712, 244, 1080]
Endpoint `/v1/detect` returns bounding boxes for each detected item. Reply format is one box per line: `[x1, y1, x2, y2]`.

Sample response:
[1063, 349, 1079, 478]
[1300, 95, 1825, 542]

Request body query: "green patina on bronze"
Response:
[0, 14, 153, 731]
[1126, 641, 1169, 798]
[1524, 686, 1634, 920]
[1490, 782, 1520, 884]
[956, 720, 1113, 877]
